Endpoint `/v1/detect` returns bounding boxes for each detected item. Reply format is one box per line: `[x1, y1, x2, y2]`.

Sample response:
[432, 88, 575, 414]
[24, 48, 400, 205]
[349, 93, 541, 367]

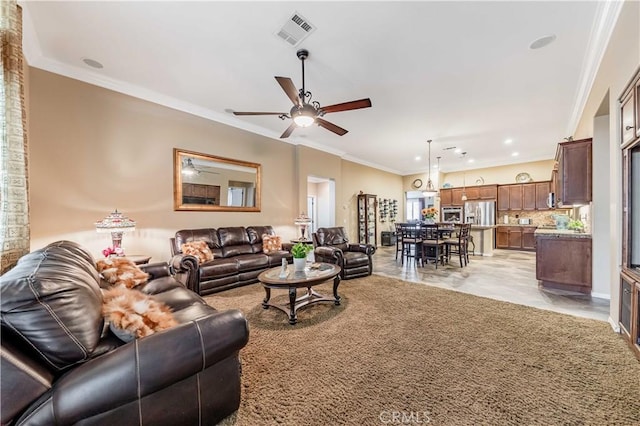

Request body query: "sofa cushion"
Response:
[235, 253, 269, 272]
[175, 229, 222, 258]
[218, 227, 253, 258]
[247, 225, 275, 253]
[262, 235, 282, 254]
[200, 258, 239, 280]
[0, 241, 104, 371]
[181, 241, 214, 264]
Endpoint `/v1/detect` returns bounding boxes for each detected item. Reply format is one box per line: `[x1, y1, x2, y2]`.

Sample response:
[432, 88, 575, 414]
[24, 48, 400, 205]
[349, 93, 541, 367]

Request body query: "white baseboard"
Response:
[590, 291, 611, 300]
[608, 317, 620, 333]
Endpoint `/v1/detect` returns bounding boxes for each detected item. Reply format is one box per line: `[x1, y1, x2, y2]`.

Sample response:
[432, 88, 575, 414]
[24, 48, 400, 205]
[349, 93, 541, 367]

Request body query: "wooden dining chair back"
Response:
[420, 224, 446, 268]
[394, 222, 404, 260]
[444, 223, 470, 267]
[399, 223, 423, 266]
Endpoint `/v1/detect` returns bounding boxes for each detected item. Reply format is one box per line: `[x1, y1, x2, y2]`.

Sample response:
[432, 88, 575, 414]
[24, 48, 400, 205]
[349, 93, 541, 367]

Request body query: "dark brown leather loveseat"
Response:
[170, 225, 293, 295]
[313, 226, 376, 280]
[0, 240, 249, 426]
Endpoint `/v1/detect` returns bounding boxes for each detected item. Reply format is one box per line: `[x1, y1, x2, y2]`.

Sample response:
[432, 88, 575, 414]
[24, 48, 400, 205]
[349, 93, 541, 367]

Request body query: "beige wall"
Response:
[571, 0, 640, 321]
[441, 160, 555, 187]
[27, 68, 403, 259]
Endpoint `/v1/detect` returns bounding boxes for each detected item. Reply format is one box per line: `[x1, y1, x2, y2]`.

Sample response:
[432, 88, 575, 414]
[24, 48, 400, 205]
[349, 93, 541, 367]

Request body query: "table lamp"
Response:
[294, 212, 312, 241]
[95, 209, 136, 255]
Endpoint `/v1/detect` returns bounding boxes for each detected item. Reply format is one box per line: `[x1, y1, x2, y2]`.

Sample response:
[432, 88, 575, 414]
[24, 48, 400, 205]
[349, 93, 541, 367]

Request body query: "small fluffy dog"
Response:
[102, 286, 177, 339]
[96, 257, 149, 288]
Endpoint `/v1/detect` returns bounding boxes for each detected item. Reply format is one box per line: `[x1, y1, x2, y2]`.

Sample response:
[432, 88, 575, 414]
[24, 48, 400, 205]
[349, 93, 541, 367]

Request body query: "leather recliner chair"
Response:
[313, 227, 376, 280]
[0, 240, 249, 425]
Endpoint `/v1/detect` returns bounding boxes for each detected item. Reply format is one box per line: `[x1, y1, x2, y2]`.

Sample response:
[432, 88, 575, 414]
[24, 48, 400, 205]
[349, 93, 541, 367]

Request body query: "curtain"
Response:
[0, 1, 29, 274]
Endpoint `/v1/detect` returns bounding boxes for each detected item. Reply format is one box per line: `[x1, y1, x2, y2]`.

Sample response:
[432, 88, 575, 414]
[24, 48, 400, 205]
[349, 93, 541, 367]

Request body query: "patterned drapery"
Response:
[0, 1, 29, 274]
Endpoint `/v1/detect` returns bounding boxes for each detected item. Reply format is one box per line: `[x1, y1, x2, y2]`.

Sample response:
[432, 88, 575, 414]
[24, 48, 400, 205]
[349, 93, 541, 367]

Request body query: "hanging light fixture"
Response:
[461, 152, 468, 201]
[435, 156, 442, 201]
[182, 158, 198, 175]
[422, 139, 438, 197]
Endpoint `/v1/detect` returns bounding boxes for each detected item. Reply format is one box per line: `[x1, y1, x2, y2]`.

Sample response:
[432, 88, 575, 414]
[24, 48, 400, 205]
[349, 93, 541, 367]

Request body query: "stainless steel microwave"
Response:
[441, 206, 463, 223]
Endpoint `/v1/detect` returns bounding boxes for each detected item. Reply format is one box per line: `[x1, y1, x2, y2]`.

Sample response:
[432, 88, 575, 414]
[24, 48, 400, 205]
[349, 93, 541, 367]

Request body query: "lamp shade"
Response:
[95, 210, 136, 233]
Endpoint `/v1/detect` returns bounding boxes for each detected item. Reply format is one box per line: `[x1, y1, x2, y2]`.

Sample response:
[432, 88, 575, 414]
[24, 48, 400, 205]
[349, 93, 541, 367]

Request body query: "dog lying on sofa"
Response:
[170, 225, 293, 295]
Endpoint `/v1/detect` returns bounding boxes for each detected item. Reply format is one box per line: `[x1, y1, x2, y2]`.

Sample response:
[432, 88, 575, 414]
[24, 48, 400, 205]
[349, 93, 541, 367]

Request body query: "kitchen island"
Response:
[534, 228, 592, 294]
[469, 225, 495, 256]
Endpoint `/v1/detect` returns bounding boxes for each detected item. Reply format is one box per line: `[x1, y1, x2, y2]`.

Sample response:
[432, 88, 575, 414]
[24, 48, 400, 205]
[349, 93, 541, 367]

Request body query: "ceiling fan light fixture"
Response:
[182, 158, 198, 175]
[291, 104, 316, 127]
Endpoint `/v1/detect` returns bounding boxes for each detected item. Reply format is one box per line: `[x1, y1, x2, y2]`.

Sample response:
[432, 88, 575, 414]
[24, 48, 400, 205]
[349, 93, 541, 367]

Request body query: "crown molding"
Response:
[566, 0, 624, 136]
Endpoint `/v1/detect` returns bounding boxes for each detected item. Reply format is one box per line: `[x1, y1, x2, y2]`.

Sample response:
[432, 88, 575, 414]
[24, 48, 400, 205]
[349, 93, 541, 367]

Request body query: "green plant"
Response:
[568, 220, 584, 231]
[291, 242, 313, 259]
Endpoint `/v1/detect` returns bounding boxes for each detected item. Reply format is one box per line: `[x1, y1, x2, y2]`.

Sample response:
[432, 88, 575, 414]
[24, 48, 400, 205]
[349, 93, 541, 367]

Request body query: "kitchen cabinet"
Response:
[621, 88, 636, 146]
[536, 234, 592, 293]
[182, 183, 220, 205]
[555, 138, 592, 207]
[464, 186, 480, 200]
[451, 188, 464, 206]
[522, 183, 536, 210]
[522, 227, 536, 250]
[507, 227, 522, 249]
[497, 186, 510, 211]
[479, 185, 498, 199]
[357, 194, 377, 246]
[439, 189, 452, 206]
[535, 181, 551, 210]
[508, 185, 523, 210]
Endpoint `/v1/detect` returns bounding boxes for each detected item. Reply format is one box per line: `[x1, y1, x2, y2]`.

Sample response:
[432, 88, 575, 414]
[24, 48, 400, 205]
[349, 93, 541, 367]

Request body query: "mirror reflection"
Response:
[173, 148, 261, 212]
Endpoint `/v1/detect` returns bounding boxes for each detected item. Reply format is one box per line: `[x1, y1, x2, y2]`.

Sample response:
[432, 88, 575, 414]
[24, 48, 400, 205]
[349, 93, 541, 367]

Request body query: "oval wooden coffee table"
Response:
[258, 263, 342, 325]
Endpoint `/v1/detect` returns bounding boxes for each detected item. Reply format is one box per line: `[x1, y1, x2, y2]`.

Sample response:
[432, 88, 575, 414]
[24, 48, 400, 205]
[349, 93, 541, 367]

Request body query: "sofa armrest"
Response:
[314, 246, 342, 262]
[139, 261, 172, 279]
[49, 310, 249, 425]
[281, 242, 294, 252]
[347, 244, 376, 256]
[169, 254, 199, 292]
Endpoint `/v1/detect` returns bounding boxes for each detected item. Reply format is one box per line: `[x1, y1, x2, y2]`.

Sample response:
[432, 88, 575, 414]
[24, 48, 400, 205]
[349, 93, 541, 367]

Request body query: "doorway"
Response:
[307, 176, 335, 230]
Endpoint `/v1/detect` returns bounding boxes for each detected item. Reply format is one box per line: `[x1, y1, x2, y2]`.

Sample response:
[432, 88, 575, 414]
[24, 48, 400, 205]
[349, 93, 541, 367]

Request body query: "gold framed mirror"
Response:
[173, 148, 261, 212]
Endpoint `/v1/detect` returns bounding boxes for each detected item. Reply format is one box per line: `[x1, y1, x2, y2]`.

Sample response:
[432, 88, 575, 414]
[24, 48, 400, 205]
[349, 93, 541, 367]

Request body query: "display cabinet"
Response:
[620, 66, 640, 360]
[357, 194, 377, 246]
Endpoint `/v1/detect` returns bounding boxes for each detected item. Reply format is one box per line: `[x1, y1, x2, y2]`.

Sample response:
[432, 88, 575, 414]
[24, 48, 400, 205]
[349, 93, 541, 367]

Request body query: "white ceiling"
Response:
[20, 1, 619, 175]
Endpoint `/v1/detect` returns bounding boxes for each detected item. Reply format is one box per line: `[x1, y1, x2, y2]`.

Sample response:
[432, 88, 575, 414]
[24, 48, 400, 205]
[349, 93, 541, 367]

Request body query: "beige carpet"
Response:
[206, 274, 640, 426]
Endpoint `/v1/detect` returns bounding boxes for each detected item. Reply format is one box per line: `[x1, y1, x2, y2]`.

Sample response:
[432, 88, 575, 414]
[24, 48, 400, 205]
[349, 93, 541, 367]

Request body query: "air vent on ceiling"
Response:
[275, 12, 315, 46]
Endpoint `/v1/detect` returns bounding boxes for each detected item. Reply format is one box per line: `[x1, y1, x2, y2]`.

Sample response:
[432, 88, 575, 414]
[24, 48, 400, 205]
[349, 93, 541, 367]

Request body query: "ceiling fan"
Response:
[232, 49, 372, 139]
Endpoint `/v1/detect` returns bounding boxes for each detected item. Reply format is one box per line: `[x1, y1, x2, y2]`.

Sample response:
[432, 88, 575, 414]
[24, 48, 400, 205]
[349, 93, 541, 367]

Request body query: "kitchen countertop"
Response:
[534, 228, 592, 238]
[495, 224, 539, 228]
[470, 225, 495, 230]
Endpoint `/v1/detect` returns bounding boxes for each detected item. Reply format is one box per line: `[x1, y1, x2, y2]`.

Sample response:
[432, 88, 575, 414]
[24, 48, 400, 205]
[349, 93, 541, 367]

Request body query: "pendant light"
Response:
[461, 152, 468, 201]
[422, 139, 438, 197]
[435, 156, 441, 201]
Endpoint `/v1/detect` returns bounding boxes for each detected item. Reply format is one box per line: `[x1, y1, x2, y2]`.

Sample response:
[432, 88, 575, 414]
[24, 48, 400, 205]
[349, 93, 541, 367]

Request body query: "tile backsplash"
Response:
[498, 209, 572, 226]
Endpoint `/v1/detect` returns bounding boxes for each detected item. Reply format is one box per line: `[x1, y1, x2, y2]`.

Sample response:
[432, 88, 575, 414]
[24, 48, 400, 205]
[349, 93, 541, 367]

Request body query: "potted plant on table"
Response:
[291, 242, 313, 271]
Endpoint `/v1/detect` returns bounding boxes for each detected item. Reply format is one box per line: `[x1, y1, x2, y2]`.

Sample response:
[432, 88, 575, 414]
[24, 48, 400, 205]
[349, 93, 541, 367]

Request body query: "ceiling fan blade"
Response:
[275, 76, 301, 106]
[316, 118, 348, 136]
[280, 122, 297, 139]
[233, 111, 286, 116]
[319, 98, 372, 114]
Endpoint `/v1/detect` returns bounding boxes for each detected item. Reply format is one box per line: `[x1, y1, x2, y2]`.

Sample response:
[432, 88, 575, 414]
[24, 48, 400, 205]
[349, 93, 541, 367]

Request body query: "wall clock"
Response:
[412, 178, 423, 189]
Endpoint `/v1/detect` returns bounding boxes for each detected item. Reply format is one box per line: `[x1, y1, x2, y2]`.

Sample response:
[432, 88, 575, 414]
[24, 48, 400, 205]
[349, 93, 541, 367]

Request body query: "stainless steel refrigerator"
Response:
[464, 201, 496, 226]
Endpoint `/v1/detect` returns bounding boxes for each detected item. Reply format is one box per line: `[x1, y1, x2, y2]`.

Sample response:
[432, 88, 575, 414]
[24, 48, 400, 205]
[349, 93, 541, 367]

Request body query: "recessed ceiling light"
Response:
[454, 148, 462, 154]
[529, 34, 556, 50]
[468, 159, 475, 164]
[504, 139, 513, 144]
[415, 156, 421, 161]
[512, 152, 519, 157]
[82, 58, 103, 69]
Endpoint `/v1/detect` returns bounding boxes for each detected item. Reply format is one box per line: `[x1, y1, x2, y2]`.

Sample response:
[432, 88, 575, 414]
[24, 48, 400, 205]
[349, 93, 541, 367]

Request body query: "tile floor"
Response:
[373, 245, 611, 322]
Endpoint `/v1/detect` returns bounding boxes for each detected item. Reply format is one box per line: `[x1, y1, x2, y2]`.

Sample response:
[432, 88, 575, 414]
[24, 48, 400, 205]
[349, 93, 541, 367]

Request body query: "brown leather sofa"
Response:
[0, 240, 249, 426]
[313, 227, 376, 279]
[170, 225, 293, 295]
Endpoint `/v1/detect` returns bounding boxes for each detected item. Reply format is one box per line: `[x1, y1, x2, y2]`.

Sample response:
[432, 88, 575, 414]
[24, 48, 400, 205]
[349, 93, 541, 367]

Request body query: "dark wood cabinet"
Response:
[535, 181, 551, 210]
[497, 186, 510, 211]
[479, 185, 498, 199]
[182, 183, 220, 205]
[619, 67, 640, 360]
[508, 185, 523, 210]
[439, 189, 452, 206]
[496, 226, 535, 251]
[451, 188, 464, 206]
[522, 183, 536, 210]
[536, 235, 592, 293]
[522, 227, 536, 250]
[555, 138, 592, 207]
[464, 186, 480, 200]
[357, 194, 377, 246]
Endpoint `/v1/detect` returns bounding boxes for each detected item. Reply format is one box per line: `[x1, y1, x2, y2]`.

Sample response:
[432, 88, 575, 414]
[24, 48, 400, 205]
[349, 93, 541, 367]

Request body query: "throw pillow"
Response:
[96, 257, 149, 288]
[102, 286, 177, 340]
[263, 234, 283, 254]
[181, 240, 214, 264]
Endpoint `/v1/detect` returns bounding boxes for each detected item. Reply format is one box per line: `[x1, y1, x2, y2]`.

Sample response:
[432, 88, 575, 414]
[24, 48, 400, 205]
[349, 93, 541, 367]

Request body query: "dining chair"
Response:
[399, 223, 423, 266]
[394, 222, 404, 260]
[420, 224, 446, 268]
[444, 223, 470, 267]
